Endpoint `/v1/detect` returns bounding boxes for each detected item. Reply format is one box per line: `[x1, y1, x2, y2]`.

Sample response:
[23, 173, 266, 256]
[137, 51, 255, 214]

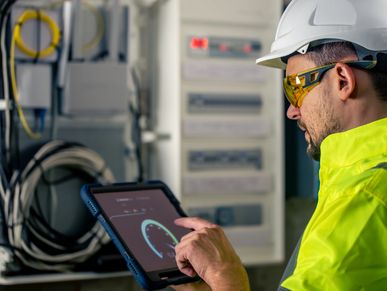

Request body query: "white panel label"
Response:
[183, 173, 273, 195]
[183, 61, 267, 82]
[183, 117, 271, 138]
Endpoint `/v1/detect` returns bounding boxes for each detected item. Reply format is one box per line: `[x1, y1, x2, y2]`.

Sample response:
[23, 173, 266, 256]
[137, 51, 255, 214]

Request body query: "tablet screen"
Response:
[93, 188, 190, 272]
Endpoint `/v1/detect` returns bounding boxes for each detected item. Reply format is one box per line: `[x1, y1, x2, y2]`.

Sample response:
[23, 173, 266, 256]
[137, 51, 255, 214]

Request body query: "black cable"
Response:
[0, 163, 10, 190]
[131, 106, 144, 182]
[0, 166, 10, 250]
[28, 204, 76, 251]
[0, 242, 24, 255]
[1, 0, 18, 172]
[7, 141, 114, 270]
[0, 1, 12, 166]
[0, 116, 5, 163]
[0, 0, 15, 252]
[29, 201, 90, 249]
[130, 68, 144, 182]
[21, 141, 84, 178]
[50, 61, 59, 139]
[28, 166, 97, 248]
[34, 9, 41, 63]
[12, 145, 85, 232]
[10, 104, 20, 172]
[28, 167, 101, 251]
[0, 30, 5, 164]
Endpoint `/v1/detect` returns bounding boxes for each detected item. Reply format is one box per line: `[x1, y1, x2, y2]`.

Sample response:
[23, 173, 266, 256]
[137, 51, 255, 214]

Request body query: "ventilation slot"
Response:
[87, 201, 98, 215]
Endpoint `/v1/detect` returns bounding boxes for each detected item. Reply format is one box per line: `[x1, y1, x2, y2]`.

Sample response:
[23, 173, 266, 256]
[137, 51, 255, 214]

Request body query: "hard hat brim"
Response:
[255, 54, 286, 69]
[255, 43, 300, 69]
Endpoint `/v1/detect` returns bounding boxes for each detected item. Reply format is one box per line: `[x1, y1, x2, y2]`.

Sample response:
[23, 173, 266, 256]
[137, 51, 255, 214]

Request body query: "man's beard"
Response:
[304, 90, 342, 161]
[307, 136, 322, 161]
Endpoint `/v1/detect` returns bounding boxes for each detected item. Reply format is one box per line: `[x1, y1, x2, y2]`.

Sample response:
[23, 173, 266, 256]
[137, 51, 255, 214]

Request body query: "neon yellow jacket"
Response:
[281, 118, 387, 290]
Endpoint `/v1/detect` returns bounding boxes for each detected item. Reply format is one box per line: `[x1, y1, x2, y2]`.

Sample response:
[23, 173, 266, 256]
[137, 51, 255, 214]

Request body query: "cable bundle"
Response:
[0, 0, 18, 165]
[0, 0, 141, 273]
[14, 9, 61, 59]
[10, 8, 62, 140]
[6, 140, 115, 271]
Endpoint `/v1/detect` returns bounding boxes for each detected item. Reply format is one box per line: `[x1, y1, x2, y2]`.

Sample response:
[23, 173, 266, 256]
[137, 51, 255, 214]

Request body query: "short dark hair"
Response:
[306, 42, 387, 101]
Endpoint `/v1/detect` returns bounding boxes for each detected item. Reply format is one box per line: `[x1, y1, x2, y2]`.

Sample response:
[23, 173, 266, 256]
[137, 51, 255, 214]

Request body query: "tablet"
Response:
[80, 181, 198, 290]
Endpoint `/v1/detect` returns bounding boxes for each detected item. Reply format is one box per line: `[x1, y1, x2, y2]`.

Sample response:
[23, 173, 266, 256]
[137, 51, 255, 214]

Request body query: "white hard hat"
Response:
[256, 0, 387, 69]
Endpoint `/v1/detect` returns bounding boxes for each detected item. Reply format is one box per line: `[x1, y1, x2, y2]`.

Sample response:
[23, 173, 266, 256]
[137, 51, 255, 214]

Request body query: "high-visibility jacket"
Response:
[281, 117, 387, 290]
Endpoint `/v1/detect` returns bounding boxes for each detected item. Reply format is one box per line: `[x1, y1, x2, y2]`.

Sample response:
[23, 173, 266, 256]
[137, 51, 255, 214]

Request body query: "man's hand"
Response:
[174, 217, 250, 291]
[172, 280, 211, 291]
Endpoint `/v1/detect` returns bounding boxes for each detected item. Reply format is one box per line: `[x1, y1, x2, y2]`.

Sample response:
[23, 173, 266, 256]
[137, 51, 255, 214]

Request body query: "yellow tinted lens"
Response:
[283, 78, 298, 106]
[283, 75, 318, 107]
[293, 87, 308, 107]
[283, 77, 308, 107]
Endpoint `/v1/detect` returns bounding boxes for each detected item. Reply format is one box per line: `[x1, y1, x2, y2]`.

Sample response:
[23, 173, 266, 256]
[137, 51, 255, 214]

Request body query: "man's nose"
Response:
[286, 104, 301, 120]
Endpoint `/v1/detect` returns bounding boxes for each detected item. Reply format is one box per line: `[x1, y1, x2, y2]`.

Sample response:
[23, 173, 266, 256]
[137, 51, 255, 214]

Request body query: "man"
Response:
[173, 0, 387, 290]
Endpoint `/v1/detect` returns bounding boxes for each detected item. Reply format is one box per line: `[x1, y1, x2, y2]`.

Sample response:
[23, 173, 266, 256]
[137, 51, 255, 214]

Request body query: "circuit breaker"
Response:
[151, 0, 284, 265]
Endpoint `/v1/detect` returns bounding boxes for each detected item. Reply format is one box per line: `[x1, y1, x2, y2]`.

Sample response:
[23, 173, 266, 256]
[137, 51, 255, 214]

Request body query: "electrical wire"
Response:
[7, 140, 115, 271]
[82, 0, 105, 54]
[9, 28, 41, 140]
[130, 68, 144, 182]
[9, 10, 58, 140]
[0, 0, 126, 272]
[1, 18, 11, 163]
[0, 0, 18, 165]
[0, 0, 17, 262]
[14, 9, 61, 59]
[16, 0, 105, 56]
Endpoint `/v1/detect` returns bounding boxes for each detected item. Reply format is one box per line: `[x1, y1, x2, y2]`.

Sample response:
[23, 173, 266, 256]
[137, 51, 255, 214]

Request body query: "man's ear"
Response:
[334, 63, 356, 101]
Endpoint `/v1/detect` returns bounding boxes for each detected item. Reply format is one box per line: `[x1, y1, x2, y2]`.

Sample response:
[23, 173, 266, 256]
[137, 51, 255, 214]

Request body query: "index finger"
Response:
[175, 217, 217, 230]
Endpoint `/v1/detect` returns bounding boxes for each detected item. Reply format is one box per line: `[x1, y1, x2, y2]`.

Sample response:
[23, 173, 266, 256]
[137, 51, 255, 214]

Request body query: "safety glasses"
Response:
[283, 60, 377, 108]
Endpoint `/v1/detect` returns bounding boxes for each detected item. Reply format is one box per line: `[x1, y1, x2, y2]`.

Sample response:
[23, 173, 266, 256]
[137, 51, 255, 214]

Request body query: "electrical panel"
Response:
[16, 64, 52, 109]
[71, 1, 129, 61]
[64, 1, 131, 116]
[63, 62, 130, 115]
[0, 0, 141, 282]
[188, 36, 262, 59]
[187, 92, 263, 113]
[188, 204, 263, 227]
[9, 4, 62, 118]
[152, 0, 284, 265]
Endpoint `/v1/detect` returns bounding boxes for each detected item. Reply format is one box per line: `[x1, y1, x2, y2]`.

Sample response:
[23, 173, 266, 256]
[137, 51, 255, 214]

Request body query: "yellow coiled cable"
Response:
[82, 0, 105, 54]
[10, 10, 61, 140]
[14, 9, 61, 59]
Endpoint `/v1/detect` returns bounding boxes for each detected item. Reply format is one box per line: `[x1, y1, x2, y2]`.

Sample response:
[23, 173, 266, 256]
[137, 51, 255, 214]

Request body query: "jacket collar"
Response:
[320, 117, 387, 170]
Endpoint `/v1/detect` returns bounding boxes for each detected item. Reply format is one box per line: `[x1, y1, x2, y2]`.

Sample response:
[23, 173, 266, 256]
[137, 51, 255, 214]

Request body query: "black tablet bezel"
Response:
[87, 181, 195, 289]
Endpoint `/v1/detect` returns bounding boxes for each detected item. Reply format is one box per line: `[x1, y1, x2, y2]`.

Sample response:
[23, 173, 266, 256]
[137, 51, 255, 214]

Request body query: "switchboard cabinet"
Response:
[151, 0, 284, 265]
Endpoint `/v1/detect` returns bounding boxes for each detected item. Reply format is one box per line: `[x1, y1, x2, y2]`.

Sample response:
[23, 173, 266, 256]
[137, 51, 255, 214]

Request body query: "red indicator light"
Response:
[219, 43, 228, 52]
[202, 38, 209, 49]
[243, 44, 252, 53]
[190, 37, 209, 50]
